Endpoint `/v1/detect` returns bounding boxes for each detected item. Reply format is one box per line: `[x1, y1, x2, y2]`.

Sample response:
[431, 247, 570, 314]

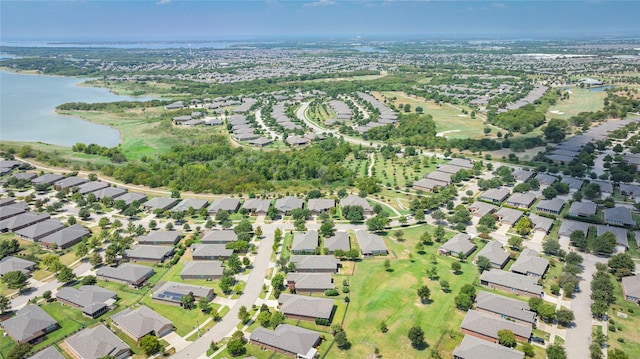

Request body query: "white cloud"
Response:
[303, 0, 337, 8]
[157, 0, 171, 5]
[491, 3, 506, 9]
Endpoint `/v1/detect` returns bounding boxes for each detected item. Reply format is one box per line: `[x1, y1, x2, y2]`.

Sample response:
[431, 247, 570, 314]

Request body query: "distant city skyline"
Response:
[1, 0, 639, 41]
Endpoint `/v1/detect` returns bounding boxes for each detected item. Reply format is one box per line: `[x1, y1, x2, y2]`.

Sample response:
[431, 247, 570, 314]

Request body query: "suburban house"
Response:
[412, 178, 444, 192]
[142, 197, 180, 212]
[620, 183, 640, 201]
[286, 136, 311, 146]
[0, 212, 50, 233]
[324, 232, 350, 254]
[467, 201, 498, 218]
[355, 230, 388, 256]
[180, 261, 224, 280]
[593, 181, 614, 197]
[448, 158, 474, 169]
[475, 240, 510, 269]
[512, 169, 536, 182]
[31, 173, 64, 186]
[1, 305, 58, 344]
[461, 310, 532, 344]
[39, 224, 90, 249]
[286, 273, 334, 293]
[192, 244, 233, 260]
[92, 187, 127, 201]
[424, 171, 452, 185]
[14, 219, 64, 241]
[56, 285, 117, 318]
[201, 230, 237, 244]
[569, 200, 597, 218]
[506, 192, 536, 209]
[171, 198, 209, 213]
[561, 177, 584, 192]
[111, 305, 173, 342]
[292, 231, 319, 254]
[340, 195, 374, 216]
[250, 324, 321, 359]
[453, 335, 525, 359]
[290, 255, 340, 273]
[480, 270, 543, 298]
[621, 275, 640, 304]
[604, 207, 636, 227]
[0, 256, 36, 276]
[510, 249, 549, 278]
[117, 192, 147, 205]
[95, 263, 155, 287]
[28, 347, 65, 359]
[596, 225, 629, 253]
[77, 181, 109, 195]
[152, 281, 214, 306]
[438, 233, 477, 257]
[534, 173, 558, 187]
[558, 219, 590, 243]
[495, 207, 524, 226]
[275, 196, 304, 215]
[123, 245, 174, 263]
[64, 324, 130, 359]
[137, 231, 181, 246]
[207, 198, 241, 215]
[0, 202, 27, 220]
[475, 291, 536, 325]
[277, 294, 335, 321]
[480, 187, 511, 204]
[529, 214, 554, 234]
[536, 198, 564, 216]
[242, 198, 271, 216]
[307, 198, 335, 214]
[53, 176, 87, 191]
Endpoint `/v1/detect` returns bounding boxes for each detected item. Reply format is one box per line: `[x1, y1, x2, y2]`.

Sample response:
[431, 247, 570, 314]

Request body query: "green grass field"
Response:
[546, 87, 606, 120]
[607, 280, 640, 354]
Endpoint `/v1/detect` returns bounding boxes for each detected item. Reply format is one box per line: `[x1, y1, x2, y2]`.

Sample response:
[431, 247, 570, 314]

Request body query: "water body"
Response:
[590, 85, 615, 92]
[0, 70, 154, 147]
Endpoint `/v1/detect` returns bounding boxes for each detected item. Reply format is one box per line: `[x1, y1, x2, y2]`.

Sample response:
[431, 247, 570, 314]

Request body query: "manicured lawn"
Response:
[96, 279, 146, 307]
[335, 226, 480, 358]
[607, 280, 640, 354]
[140, 294, 213, 337]
[33, 302, 97, 353]
[546, 87, 606, 120]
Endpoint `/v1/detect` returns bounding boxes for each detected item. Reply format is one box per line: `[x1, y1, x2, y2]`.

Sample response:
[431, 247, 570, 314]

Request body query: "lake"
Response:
[0, 70, 155, 147]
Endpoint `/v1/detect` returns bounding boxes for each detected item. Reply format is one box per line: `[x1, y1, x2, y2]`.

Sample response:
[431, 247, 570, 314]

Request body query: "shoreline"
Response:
[53, 109, 124, 147]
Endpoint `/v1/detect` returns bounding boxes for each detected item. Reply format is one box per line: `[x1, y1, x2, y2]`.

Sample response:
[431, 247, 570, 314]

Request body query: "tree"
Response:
[227, 331, 246, 356]
[592, 231, 616, 255]
[556, 308, 575, 326]
[343, 205, 365, 222]
[521, 342, 535, 357]
[497, 329, 516, 348]
[78, 207, 90, 220]
[407, 326, 425, 348]
[140, 335, 162, 355]
[514, 216, 532, 236]
[57, 265, 76, 283]
[181, 293, 195, 309]
[81, 275, 97, 285]
[427, 266, 438, 280]
[417, 285, 431, 303]
[0, 294, 10, 313]
[439, 279, 450, 293]
[537, 303, 557, 323]
[543, 239, 561, 256]
[608, 349, 630, 359]
[546, 343, 567, 359]
[258, 309, 272, 327]
[366, 214, 389, 232]
[75, 242, 89, 258]
[434, 225, 446, 242]
[476, 256, 491, 273]
[90, 253, 103, 267]
[569, 230, 588, 250]
[384, 259, 391, 272]
[269, 311, 285, 328]
[238, 305, 250, 324]
[528, 297, 543, 312]
[414, 210, 425, 222]
[608, 253, 635, 278]
[2, 270, 28, 291]
[542, 186, 557, 199]
[319, 220, 336, 237]
[431, 209, 446, 223]
[565, 251, 584, 266]
[508, 236, 523, 250]
[451, 261, 462, 274]
[42, 290, 52, 301]
[334, 329, 349, 349]
[7, 343, 32, 359]
[198, 297, 211, 313]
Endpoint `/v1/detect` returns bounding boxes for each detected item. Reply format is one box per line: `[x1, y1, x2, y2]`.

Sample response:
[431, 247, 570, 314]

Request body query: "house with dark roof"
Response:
[171, 198, 209, 213]
[324, 232, 350, 254]
[95, 263, 154, 287]
[152, 281, 214, 306]
[340, 195, 374, 215]
[468, 202, 498, 218]
[192, 244, 233, 260]
[0, 256, 36, 276]
[0, 212, 50, 233]
[480, 188, 511, 204]
[292, 231, 319, 254]
[111, 305, 173, 342]
[78, 181, 109, 195]
[124, 245, 174, 263]
[92, 187, 127, 201]
[275, 196, 304, 215]
[0, 202, 27, 221]
[475, 291, 536, 325]
[561, 177, 584, 192]
[250, 324, 321, 359]
[137, 231, 181, 246]
[242, 198, 271, 215]
[510, 249, 549, 278]
[596, 225, 629, 253]
[31, 173, 64, 186]
[39, 224, 89, 249]
[14, 219, 64, 241]
[64, 324, 129, 359]
[307, 199, 335, 214]
[604, 207, 635, 227]
[495, 208, 524, 226]
[355, 230, 388, 256]
[506, 192, 536, 209]
[28, 346, 65, 359]
[0, 198, 16, 207]
[412, 178, 444, 192]
[438, 233, 477, 257]
[448, 158, 474, 169]
[593, 181, 614, 197]
[536, 198, 564, 216]
[454, 335, 525, 359]
[425, 171, 452, 185]
[290, 255, 340, 273]
[201, 230, 237, 244]
[480, 270, 543, 298]
[53, 176, 87, 191]
[512, 169, 535, 183]
[569, 200, 597, 218]
[142, 197, 180, 212]
[56, 285, 117, 318]
[621, 275, 640, 304]
[278, 294, 335, 321]
[1, 305, 58, 344]
[286, 273, 334, 293]
[180, 261, 224, 280]
[461, 310, 532, 344]
[529, 214, 554, 234]
[475, 241, 509, 269]
[558, 219, 590, 243]
[534, 173, 557, 187]
[207, 198, 241, 215]
[116, 192, 147, 206]
[620, 183, 640, 201]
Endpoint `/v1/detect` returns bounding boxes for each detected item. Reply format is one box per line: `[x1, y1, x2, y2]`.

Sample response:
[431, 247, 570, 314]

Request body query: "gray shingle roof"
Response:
[28, 346, 65, 359]
[202, 230, 237, 243]
[476, 241, 509, 267]
[0, 212, 50, 232]
[53, 176, 87, 190]
[561, 177, 584, 190]
[92, 187, 127, 200]
[250, 324, 320, 356]
[111, 305, 172, 340]
[475, 291, 536, 324]
[468, 201, 498, 217]
[622, 275, 640, 299]
[558, 219, 590, 237]
[78, 181, 109, 195]
[569, 200, 597, 217]
[604, 207, 635, 226]
[438, 233, 476, 256]
[278, 294, 334, 319]
[453, 335, 525, 359]
[534, 173, 558, 186]
[124, 245, 174, 261]
[242, 198, 271, 213]
[286, 273, 334, 291]
[506, 192, 536, 208]
[180, 261, 224, 279]
[340, 195, 373, 212]
[536, 198, 564, 214]
[461, 310, 532, 340]
[512, 169, 535, 182]
[481, 187, 511, 202]
[292, 231, 319, 253]
[39, 224, 89, 248]
[495, 207, 524, 225]
[275, 196, 303, 212]
[116, 192, 147, 205]
[14, 219, 64, 240]
[307, 199, 335, 213]
[290, 255, 340, 272]
[0, 256, 36, 276]
[65, 324, 129, 359]
[56, 285, 116, 316]
[152, 281, 213, 303]
[31, 173, 63, 185]
[171, 198, 209, 213]
[207, 198, 240, 214]
[510, 249, 549, 277]
[324, 232, 350, 252]
[142, 197, 180, 211]
[95, 263, 154, 285]
[1, 305, 57, 343]
[480, 270, 543, 295]
[529, 214, 554, 233]
[137, 230, 181, 245]
[192, 244, 233, 258]
[596, 225, 629, 248]
[355, 230, 388, 255]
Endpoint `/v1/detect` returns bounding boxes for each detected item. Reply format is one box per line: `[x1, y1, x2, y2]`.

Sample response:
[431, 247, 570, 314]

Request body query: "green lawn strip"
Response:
[0, 330, 17, 357]
[213, 343, 290, 359]
[231, 281, 247, 299]
[140, 294, 211, 337]
[96, 279, 145, 307]
[606, 280, 640, 354]
[542, 256, 564, 297]
[33, 302, 97, 352]
[162, 261, 225, 298]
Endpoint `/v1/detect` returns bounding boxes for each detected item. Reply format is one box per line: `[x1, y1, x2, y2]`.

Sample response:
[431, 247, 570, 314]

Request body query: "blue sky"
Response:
[1, 1, 638, 41]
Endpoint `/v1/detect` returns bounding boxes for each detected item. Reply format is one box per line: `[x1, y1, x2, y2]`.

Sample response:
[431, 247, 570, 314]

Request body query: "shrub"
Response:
[324, 289, 339, 296]
[315, 318, 330, 326]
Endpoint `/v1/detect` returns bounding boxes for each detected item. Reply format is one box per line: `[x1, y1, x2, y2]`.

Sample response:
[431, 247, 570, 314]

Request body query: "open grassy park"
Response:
[546, 87, 606, 120]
